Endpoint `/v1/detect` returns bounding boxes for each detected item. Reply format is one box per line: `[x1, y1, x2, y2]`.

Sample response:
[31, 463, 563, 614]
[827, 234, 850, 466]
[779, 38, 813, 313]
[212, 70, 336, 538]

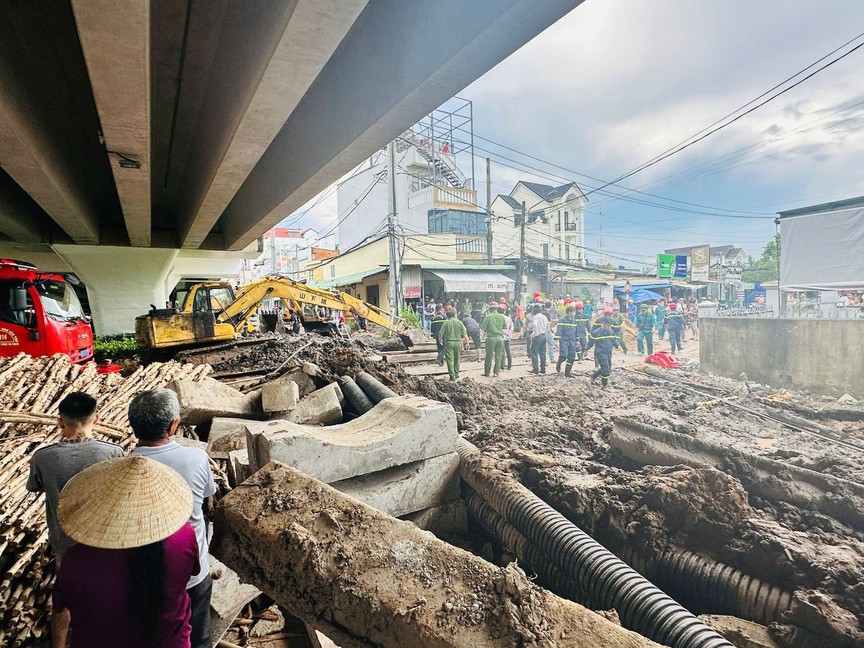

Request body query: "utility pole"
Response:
[269, 227, 276, 274]
[515, 201, 527, 303]
[485, 157, 493, 264]
[387, 140, 402, 316]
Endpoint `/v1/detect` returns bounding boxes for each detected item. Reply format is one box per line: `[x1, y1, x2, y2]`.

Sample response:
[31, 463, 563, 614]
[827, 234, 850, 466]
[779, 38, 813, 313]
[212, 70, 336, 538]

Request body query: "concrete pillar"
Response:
[52, 244, 177, 335]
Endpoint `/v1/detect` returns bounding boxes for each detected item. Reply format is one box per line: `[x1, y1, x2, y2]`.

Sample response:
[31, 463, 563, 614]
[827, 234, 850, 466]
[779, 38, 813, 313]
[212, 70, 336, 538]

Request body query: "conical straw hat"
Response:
[58, 456, 193, 550]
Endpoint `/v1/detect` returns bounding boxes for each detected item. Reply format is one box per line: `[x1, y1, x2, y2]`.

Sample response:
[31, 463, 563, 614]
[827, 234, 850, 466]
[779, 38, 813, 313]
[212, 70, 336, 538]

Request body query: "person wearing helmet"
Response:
[586, 317, 620, 389]
[636, 303, 655, 355]
[572, 301, 589, 361]
[555, 306, 578, 377]
[480, 301, 506, 377]
[609, 302, 628, 354]
[664, 301, 686, 353]
[527, 303, 550, 374]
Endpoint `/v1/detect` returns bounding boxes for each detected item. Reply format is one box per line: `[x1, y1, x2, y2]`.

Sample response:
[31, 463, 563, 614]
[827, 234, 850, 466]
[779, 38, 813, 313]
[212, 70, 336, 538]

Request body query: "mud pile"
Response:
[444, 368, 864, 646]
[189, 334, 419, 392]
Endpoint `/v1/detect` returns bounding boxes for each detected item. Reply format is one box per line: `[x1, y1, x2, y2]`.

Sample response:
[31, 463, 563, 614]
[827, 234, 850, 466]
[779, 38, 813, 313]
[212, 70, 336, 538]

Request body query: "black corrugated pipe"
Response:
[464, 488, 589, 605]
[338, 376, 375, 415]
[621, 547, 793, 626]
[456, 438, 734, 648]
[355, 371, 397, 403]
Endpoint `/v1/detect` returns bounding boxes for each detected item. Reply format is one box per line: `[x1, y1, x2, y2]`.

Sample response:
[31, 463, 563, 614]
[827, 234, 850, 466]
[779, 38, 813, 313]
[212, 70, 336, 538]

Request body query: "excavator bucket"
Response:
[399, 333, 415, 349]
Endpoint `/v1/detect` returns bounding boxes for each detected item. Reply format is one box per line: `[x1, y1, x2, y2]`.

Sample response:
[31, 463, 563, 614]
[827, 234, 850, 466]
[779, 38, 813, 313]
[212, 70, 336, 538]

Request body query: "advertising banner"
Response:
[690, 245, 710, 282]
[673, 255, 688, 278]
[657, 254, 674, 278]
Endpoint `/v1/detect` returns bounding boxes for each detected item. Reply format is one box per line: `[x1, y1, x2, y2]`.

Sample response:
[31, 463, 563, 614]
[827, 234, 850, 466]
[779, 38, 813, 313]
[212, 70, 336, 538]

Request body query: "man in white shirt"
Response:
[129, 389, 216, 648]
[527, 304, 550, 374]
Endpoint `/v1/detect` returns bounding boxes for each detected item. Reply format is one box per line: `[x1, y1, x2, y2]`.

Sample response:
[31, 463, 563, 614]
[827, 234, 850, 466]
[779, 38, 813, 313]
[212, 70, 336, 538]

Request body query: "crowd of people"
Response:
[426, 292, 702, 386]
[27, 390, 216, 648]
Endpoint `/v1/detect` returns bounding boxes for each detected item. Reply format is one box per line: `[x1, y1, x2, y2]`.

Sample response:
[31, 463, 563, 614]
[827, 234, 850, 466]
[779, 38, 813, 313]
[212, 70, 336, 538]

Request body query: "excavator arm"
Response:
[216, 276, 409, 338]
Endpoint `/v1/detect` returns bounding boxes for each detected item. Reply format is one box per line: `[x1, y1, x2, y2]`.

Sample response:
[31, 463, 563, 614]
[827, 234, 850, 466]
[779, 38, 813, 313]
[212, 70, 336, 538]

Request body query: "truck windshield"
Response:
[37, 280, 86, 321]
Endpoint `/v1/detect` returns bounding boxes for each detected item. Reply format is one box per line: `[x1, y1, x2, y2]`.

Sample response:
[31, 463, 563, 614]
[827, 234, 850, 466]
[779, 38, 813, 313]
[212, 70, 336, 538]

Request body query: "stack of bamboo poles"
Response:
[0, 354, 211, 647]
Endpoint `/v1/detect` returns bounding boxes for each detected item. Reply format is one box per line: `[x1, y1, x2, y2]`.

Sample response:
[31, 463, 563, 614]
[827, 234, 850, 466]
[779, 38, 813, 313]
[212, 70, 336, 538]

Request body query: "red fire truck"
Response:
[0, 260, 94, 364]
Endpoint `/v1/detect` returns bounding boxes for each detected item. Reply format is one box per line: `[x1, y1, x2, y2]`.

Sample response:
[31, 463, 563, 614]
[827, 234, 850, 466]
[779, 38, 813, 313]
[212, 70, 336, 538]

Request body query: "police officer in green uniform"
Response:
[480, 301, 506, 377]
[438, 310, 469, 381]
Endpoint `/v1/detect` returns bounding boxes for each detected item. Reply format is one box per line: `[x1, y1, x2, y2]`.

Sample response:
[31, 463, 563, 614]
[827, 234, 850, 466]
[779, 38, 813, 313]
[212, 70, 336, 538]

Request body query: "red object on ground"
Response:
[645, 352, 680, 368]
[96, 362, 121, 374]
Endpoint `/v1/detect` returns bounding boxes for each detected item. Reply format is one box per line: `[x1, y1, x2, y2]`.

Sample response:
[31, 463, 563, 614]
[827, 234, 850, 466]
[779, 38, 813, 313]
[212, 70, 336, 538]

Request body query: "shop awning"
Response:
[427, 269, 515, 293]
[309, 267, 385, 289]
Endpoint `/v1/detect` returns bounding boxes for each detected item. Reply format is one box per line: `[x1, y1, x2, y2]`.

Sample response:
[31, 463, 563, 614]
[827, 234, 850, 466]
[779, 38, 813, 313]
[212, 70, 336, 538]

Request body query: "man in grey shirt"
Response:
[27, 392, 124, 557]
[130, 388, 216, 648]
[27, 391, 123, 647]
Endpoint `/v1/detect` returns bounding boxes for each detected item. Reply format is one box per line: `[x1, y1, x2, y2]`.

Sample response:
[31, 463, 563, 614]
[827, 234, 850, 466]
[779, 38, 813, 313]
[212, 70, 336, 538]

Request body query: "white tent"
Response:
[778, 196, 864, 291]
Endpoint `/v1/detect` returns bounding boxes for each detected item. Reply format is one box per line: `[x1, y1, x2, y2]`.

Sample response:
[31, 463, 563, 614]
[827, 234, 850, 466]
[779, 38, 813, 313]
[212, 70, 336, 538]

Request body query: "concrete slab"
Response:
[262, 379, 299, 413]
[288, 382, 343, 425]
[209, 555, 260, 644]
[331, 452, 460, 517]
[402, 500, 469, 537]
[169, 377, 260, 426]
[273, 367, 316, 398]
[227, 448, 251, 487]
[248, 395, 457, 482]
[207, 418, 249, 455]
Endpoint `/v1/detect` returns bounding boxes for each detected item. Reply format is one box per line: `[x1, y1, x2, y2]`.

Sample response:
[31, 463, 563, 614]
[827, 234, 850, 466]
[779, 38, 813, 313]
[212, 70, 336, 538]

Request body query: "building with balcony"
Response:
[490, 180, 587, 264]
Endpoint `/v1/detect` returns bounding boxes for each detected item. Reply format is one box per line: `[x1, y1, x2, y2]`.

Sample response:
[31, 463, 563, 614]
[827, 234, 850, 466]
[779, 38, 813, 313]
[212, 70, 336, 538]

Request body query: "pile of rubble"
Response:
[0, 354, 211, 648]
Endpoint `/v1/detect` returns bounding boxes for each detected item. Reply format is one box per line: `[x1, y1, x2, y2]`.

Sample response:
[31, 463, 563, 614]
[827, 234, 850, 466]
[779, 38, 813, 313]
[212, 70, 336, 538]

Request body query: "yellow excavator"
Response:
[135, 275, 413, 351]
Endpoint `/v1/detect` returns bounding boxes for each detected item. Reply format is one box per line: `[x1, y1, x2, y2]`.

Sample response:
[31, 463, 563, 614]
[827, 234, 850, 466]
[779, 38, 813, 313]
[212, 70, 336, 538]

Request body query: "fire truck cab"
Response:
[0, 260, 93, 364]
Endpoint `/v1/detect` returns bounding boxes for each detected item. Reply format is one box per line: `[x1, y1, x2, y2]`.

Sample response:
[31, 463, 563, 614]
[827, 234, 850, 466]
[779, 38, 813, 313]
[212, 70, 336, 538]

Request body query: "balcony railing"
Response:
[554, 222, 579, 232]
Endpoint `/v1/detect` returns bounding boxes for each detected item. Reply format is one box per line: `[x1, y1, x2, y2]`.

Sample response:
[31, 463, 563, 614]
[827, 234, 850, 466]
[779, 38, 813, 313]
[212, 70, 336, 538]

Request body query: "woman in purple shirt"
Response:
[53, 456, 198, 648]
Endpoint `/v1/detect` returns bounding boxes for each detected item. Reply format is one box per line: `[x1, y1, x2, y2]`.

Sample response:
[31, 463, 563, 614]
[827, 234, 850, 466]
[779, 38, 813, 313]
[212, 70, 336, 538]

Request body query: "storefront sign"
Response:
[403, 285, 422, 299]
[723, 267, 743, 285]
[690, 245, 710, 282]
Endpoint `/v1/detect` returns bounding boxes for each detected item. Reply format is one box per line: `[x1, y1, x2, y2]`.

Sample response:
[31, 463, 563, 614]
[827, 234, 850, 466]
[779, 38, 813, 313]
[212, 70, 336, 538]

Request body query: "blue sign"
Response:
[673, 255, 688, 278]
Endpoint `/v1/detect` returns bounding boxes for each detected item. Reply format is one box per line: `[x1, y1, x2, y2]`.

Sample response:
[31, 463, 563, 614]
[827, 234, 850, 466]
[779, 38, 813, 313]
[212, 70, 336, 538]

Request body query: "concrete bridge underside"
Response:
[0, 0, 582, 332]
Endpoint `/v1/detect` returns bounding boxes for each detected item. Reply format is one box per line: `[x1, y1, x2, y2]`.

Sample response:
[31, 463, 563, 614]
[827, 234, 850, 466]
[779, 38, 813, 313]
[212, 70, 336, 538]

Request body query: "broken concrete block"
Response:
[168, 377, 260, 426]
[209, 431, 246, 456]
[249, 395, 457, 482]
[208, 556, 260, 645]
[212, 461, 662, 648]
[331, 452, 460, 517]
[837, 393, 859, 405]
[402, 500, 469, 537]
[275, 367, 316, 397]
[288, 382, 343, 426]
[302, 361, 322, 378]
[227, 449, 250, 487]
[262, 379, 300, 413]
[249, 604, 285, 637]
[174, 436, 208, 451]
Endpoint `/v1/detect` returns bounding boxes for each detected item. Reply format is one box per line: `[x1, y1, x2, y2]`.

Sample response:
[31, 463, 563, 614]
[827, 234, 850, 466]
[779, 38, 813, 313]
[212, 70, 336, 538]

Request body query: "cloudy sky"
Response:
[287, 0, 864, 268]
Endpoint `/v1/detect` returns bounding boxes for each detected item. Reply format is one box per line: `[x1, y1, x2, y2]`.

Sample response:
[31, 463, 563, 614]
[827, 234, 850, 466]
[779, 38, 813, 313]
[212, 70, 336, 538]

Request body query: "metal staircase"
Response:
[413, 146, 464, 188]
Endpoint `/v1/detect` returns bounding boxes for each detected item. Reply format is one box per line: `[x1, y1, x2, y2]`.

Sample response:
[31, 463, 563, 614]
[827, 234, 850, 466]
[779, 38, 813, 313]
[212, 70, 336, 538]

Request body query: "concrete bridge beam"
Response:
[71, 0, 152, 247]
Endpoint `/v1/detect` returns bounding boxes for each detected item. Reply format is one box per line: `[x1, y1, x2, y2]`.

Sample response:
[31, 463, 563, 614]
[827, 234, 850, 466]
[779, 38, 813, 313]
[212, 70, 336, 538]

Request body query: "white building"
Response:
[337, 141, 480, 251]
[490, 181, 587, 264]
[240, 227, 336, 283]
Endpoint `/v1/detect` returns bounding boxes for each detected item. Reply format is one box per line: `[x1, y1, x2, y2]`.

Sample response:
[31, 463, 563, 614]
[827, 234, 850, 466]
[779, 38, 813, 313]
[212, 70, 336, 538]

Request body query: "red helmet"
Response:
[603, 306, 613, 315]
[534, 296, 543, 303]
[489, 301, 499, 308]
[574, 301, 583, 309]
[533, 291, 541, 297]
[670, 302, 678, 309]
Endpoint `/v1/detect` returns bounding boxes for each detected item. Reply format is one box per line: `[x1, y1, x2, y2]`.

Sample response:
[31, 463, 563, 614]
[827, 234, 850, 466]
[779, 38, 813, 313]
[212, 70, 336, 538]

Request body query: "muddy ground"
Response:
[192, 333, 864, 646]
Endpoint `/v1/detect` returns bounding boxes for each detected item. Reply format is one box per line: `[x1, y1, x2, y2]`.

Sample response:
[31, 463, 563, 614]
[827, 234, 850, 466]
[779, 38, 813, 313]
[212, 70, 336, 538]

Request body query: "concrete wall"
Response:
[700, 318, 864, 399]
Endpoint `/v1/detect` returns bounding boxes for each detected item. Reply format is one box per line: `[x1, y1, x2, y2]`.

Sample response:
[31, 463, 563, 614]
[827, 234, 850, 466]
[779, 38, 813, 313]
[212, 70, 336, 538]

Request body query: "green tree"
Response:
[742, 233, 781, 283]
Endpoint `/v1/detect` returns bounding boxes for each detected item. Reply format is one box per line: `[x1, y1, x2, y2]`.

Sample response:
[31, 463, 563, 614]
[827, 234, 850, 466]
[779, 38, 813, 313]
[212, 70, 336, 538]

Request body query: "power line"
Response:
[588, 32, 864, 192]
